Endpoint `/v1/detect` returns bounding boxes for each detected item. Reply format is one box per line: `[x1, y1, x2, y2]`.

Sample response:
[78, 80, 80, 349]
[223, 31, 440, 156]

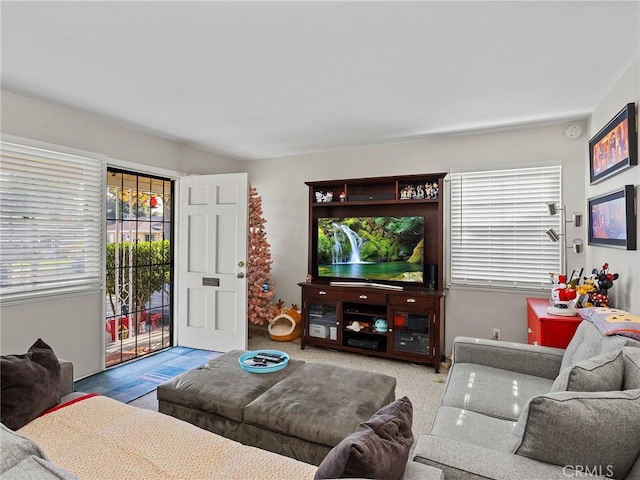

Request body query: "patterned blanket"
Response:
[18, 395, 317, 480]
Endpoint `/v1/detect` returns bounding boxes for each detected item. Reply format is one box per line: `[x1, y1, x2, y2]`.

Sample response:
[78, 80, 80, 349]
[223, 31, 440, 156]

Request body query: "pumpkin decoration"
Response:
[268, 299, 302, 342]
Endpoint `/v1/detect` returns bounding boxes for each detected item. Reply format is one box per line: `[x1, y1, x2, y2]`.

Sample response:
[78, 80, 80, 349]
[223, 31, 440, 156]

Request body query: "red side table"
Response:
[526, 297, 582, 348]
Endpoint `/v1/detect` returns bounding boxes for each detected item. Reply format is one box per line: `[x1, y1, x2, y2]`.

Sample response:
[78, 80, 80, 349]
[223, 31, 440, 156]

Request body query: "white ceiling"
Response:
[1, 1, 639, 161]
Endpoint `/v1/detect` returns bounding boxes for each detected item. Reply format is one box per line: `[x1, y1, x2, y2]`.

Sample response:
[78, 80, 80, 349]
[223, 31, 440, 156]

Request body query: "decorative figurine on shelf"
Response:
[339, 191, 346, 202]
[415, 184, 424, 199]
[587, 263, 619, 307]
[551, 274, 577, 308]
[400, 185, 416, 199]
[424, 181, 439, 199]
[575, 283, 596, 308]
[373, 318, 388, 333]
[315, 190, 334, 202]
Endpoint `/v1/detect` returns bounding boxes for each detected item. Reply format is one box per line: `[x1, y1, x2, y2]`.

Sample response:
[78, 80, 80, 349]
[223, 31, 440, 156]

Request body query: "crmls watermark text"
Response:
[563, 465, 614, 478]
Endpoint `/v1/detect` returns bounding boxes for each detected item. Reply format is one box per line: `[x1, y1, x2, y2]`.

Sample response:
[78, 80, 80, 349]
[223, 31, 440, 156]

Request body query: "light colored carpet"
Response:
[129, 331, 450, 438]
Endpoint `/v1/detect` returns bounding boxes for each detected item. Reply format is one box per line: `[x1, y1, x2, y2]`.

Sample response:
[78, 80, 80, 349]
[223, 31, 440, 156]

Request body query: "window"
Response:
[0, 140, 105, 301]
[449, 166, 561, 290]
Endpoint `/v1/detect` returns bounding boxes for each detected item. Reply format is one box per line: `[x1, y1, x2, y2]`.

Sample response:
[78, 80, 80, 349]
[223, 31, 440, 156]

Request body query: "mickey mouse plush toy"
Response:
[588, 263, 619, 307]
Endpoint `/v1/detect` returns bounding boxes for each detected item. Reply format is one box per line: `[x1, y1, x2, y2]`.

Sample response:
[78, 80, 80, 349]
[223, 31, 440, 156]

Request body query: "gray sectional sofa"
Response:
[2, 355, 444, 480]
[413, 320, 640, 479]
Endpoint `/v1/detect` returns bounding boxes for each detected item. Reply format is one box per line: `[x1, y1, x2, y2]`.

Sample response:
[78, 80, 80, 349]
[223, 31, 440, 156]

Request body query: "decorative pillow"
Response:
[551, 349, 624, 392]
[508, 389, 640, 479]
[0, 339, 61, 431]
[622, 347, 640, 390]
[314, 396, 414, 480]
[578, 307, 640, 341]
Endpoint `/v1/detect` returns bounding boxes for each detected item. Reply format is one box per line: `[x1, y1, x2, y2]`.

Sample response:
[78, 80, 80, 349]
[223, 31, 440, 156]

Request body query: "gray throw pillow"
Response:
[508, 389, 640, 479]
[314, 396, 414, 480]
[0, 339, 61, 430]
[622, 347, 640, 390]
[551, 349, 624, 392]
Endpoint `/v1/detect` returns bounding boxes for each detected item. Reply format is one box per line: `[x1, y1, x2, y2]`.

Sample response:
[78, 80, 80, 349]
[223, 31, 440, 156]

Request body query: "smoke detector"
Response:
[563, 125, 583, 139]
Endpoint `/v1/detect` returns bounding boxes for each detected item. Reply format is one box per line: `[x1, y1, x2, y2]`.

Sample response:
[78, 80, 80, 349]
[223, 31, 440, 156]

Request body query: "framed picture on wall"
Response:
[589, 103, 637, 185]
[588, 185, 636, 250]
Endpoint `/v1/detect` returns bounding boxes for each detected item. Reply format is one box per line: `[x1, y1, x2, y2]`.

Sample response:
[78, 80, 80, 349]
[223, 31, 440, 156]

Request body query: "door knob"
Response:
[237, 272, 245, 278]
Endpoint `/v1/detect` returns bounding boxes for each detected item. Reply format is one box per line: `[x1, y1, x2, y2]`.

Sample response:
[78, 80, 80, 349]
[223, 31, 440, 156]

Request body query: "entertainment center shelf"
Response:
[300, 173, 446, 371]
[299, 283, 445, 371]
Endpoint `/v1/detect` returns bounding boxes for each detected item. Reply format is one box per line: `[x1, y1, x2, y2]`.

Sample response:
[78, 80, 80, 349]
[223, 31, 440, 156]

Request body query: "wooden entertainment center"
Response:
[299, 174, 447, 372]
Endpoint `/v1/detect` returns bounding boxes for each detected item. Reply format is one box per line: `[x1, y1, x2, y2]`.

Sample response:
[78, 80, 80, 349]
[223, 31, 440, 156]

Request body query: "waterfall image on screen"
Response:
[317, 216, 424, 283]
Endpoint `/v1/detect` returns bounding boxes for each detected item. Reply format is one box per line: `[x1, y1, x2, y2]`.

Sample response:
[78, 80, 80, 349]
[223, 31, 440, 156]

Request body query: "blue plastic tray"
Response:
[238, 350, 290, 373]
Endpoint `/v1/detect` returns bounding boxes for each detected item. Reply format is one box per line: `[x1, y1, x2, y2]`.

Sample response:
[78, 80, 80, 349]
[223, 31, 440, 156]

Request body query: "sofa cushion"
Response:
[429, 405, 516, 452]
[560, 320, 629, 372]
[2, 456, 79, 480]
[314, 396, 413, 480]
[508, 389, 640, 479]
[578, 307, 640, 341]
[245, 362, 396, 447]
[622, 347, 640, 390]
[551, 349, 624, 392]
[440, 363, 553, 421]
[0, 422, 48, 473]
[0, 339, 61, 431]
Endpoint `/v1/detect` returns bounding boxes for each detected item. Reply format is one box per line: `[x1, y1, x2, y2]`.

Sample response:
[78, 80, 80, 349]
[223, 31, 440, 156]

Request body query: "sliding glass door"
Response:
[105, 169, 174, 367]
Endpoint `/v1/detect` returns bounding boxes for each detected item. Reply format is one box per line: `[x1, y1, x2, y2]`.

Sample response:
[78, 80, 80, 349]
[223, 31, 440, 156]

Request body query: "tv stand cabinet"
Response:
[299, 283, 445, 371]
[301, 173, 447, 371]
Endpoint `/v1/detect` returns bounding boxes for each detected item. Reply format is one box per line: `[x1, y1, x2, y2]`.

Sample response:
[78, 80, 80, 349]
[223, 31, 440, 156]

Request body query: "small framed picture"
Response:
[588, 185, 636, 250]
[589, 103, 637, 185]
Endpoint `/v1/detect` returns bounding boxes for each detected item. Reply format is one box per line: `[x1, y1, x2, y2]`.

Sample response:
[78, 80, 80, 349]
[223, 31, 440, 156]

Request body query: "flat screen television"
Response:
[315, 216, 426, 286]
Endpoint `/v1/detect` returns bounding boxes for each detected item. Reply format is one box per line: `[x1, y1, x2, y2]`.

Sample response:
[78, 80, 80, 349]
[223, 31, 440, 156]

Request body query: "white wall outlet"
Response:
[492, 328, 501, 340]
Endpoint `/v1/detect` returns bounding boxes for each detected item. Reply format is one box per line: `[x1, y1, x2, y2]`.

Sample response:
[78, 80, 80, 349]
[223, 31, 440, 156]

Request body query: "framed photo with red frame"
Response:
[588, 103, 637, 185]
[587, 185, 636, 250]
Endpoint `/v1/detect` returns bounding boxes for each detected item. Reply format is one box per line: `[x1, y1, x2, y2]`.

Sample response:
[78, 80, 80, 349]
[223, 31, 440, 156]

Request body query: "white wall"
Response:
[0, 91, 242, 378]
[3, 55, 636, 371]
[1, 91, 240, 175]
[586, 57, 640, 313]
[247, 122, 587, 353]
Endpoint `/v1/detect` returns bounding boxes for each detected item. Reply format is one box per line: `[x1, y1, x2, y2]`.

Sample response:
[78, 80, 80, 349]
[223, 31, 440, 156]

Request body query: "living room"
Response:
[1, 1, 639, 379]
[2, 2, 640, 479]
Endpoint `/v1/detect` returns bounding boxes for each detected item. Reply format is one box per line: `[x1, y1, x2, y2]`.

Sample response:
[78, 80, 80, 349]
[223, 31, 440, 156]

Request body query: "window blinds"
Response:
[449, 166, 561, 290]
[0, 141, 105, 301]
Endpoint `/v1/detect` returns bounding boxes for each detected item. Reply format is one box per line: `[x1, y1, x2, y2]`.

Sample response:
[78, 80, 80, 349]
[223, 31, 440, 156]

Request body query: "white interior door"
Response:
[177, 173, 248, 351]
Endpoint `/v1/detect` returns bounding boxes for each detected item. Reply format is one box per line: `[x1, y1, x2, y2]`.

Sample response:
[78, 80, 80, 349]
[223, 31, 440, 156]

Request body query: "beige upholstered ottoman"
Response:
[158, 350, 396, 465]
